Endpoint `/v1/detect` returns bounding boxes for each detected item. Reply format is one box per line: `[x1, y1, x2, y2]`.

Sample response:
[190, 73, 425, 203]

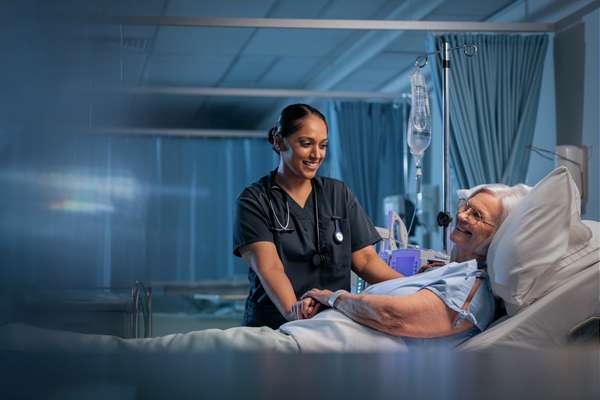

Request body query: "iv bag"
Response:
[407, 68, 432, 159]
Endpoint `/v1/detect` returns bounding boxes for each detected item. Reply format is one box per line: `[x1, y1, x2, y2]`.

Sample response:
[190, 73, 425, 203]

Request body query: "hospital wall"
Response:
[424, 2, 600, 253]
[527, 7, 600, 220]
[581, 9, 600, 220]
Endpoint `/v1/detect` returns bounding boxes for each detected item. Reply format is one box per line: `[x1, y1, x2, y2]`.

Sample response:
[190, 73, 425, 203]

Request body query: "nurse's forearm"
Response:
[240, 242, 299, 321]
[255, 265, 299, 320]
[360, 260, 403, 284]
[352, 246, 403, 284]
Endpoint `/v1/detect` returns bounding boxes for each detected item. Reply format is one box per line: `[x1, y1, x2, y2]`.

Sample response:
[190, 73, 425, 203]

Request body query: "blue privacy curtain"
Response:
[430, 34, 548, 188]
[327, 101, 409, 226]
[0, 131, 274, 288]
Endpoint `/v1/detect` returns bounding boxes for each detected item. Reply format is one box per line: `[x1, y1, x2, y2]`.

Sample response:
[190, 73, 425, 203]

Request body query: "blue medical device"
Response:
[376, 212, 449, 277]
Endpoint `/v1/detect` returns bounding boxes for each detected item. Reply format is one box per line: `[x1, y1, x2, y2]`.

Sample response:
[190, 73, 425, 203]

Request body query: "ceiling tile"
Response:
[385, 31, 431, 53]
[334, 66, 401, 91]
[430, 0, 516, 18]
[260, 56, 322, 87]
[219, 55, 278, 85]
[320, 0, 388, 19]
[362, 52, 415, 69]
[166, 0, 276, 17]
[79, 51, 148, 84]
[145, 54, 235, 85]
[244, 28, 353, 57]
[268, 0, 332, 18]
[98, 0, 167, 16]
[153, 27, 252, 56]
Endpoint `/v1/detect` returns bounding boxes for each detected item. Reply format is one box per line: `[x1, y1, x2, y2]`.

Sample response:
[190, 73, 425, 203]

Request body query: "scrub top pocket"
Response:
[326, 217, 352, 272]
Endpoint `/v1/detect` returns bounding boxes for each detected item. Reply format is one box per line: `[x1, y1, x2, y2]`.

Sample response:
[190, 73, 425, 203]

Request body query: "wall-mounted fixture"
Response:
[555, 145, 587, 210]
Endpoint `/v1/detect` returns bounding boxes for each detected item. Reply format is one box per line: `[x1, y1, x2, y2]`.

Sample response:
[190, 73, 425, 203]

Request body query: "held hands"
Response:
[301, 288, 334, 307]
[290, 297, 321, 320]
[291, 288, 349, 320]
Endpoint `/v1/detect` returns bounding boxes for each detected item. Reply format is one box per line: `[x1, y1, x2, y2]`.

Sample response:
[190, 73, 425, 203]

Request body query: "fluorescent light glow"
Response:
[49, 200, 115, 214]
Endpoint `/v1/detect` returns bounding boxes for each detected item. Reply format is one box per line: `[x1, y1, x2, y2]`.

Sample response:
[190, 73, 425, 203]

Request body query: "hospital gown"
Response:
[281, 259, 496, 352]
[0, 260, 495, 353]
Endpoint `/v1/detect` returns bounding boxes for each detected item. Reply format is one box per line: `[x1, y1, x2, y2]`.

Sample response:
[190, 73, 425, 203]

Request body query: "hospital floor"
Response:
[2, 283, 247, 338]
[152, 283, 246, 334]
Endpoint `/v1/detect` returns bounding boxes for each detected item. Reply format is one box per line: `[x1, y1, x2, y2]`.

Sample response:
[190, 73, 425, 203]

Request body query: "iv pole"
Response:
[441, 41, 452, 253]
[414, 41, 477, 252]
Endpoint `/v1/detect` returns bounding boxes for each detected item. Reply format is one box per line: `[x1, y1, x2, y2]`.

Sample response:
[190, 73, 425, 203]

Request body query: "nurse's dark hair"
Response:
[267, 103, 328, 153]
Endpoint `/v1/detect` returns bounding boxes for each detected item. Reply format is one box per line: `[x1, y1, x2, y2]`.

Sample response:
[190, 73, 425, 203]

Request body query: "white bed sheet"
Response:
[458, 220, 600, 351]
[584, 219, 600, 241]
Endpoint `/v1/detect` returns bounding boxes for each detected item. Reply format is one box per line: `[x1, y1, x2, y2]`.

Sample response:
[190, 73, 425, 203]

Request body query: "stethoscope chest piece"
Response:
[333, 231, 344, 244]
[332, 217, 344, 244]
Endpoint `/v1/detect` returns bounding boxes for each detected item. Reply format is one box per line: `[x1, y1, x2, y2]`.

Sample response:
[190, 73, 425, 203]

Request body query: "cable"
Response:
[528, 147, 554, 162]
[406, 206, 417, 241]
[527, 145, 582, 168]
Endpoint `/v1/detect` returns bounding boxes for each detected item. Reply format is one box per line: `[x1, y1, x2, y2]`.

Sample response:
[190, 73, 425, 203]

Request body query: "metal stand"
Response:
[131, 281, 152, 338]
[441, 41, 451, 252]
[414, 41, 477, 252]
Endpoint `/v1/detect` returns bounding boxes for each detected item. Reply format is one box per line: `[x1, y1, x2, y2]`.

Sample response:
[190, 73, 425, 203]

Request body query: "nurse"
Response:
[233, 103, 402, 329]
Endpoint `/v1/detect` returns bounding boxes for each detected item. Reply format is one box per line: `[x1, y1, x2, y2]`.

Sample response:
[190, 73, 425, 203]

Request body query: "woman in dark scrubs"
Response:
[233, 104, 402, 329]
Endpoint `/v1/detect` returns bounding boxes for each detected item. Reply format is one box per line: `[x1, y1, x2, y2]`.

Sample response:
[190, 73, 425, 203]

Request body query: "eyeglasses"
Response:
[456, 198, 496, 228]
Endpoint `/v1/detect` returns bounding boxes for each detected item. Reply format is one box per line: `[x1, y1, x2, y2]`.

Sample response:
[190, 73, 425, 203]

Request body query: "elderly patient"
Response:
[1, 184, 529, 353]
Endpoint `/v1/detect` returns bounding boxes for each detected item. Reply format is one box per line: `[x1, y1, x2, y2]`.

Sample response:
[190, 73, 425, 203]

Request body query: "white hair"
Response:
[456, 183, 532, 228]
[454, 183, 531, 258]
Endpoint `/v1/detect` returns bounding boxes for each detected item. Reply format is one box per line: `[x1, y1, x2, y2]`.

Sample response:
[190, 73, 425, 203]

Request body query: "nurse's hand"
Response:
[301, 288, 334, 307]
[291, 298, 321, 320]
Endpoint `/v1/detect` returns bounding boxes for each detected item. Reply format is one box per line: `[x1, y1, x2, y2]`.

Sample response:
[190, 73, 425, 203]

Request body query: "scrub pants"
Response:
[0, 323, 300, 354]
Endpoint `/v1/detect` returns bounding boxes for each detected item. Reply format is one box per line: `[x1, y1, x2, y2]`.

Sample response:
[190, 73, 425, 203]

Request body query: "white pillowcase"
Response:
[583, 220, 600, 242]
[487, 167, 595, 315]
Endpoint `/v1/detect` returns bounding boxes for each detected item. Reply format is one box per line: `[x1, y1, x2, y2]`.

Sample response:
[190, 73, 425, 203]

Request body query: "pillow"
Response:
[582, 220, 600, 242]
[487, 167, 594, 315]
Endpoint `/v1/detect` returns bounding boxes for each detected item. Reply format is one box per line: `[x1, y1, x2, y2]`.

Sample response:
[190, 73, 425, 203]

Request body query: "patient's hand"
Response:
[291, 297, 321, 320]
[301, 288, 334, 307]
[417, 260, 446, 274]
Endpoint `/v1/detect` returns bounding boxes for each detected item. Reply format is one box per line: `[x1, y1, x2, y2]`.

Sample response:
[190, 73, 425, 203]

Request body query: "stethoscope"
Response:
[267, 175, 344, 267]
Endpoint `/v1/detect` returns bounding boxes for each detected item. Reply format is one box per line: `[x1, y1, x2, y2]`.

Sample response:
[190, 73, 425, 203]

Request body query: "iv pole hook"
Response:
[414, 43, 478, 69]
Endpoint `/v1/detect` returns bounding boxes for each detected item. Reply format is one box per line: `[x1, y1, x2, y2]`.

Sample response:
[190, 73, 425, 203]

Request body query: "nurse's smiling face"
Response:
[276, 114, 328, 181]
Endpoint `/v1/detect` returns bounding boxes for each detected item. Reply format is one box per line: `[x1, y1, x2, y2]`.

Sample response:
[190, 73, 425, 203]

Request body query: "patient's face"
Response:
[450, 191, 502, 259]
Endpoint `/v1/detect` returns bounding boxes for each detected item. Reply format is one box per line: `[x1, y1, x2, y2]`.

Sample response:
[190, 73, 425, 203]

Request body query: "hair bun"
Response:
[267, 126, 277, 144]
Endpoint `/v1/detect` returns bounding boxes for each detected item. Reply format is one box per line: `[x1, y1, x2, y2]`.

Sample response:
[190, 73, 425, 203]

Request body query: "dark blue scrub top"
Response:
[233, 172, 381, 329]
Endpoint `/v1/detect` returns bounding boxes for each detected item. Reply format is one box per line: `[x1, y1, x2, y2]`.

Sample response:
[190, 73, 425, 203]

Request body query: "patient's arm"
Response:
[302, 289, 473, 338]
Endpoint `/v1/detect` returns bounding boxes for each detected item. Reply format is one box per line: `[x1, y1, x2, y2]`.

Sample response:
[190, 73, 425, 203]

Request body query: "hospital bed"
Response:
[458, 219, 600, 350]
[374, 219, 599, 350]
